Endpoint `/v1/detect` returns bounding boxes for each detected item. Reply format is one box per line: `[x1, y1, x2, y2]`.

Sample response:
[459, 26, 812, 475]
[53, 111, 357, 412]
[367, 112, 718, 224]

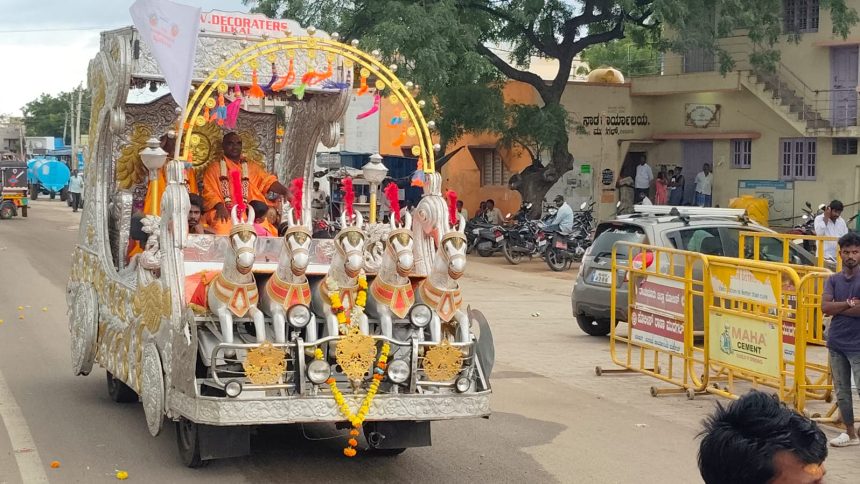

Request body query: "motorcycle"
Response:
[466, 215, 506, 257]
[786, 201, 821, 253]
[502, 202, 547, 265]
[544, 200, 595, 272]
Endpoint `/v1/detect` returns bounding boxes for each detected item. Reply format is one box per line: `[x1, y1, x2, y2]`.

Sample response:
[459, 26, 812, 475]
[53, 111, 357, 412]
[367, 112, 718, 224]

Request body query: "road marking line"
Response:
[0, 369, 49, 483]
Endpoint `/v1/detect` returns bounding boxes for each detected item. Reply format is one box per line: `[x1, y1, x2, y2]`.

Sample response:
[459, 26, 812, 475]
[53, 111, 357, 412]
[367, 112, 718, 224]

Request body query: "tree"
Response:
[578, 36, 661, 78]
[21, 87, 91, 141]
[249, 0, 858, 212]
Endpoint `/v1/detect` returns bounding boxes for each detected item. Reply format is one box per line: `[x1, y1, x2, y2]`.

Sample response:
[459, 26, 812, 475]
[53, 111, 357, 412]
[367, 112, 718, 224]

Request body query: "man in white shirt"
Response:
[457, 200, 468, 221]
[311, 181, 328, 221]
[544, 195, 574, 233]
[484, 199, 503, 225]
[68, 170, 83, 212]
[814, 199, 849, 262]
[695, 163, 713, 207]
[634, 156, 653, 202]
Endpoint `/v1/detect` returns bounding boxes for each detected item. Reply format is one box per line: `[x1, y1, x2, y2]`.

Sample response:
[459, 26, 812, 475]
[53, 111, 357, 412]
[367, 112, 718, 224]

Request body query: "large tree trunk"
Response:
[508, 138, 573, 218]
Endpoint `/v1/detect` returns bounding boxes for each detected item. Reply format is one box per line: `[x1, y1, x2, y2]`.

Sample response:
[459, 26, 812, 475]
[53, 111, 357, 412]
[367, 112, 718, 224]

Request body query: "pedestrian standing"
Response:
[68, 170, 83, 212]
[311, 181, 328, 221]
[814, 200, 849, 264]
[694, 163, 713, 207]
[822, 232, 860, 448]
[633, 155, 653, 202]
[669, 166, 686, 206]
[655, 171, 668, 205]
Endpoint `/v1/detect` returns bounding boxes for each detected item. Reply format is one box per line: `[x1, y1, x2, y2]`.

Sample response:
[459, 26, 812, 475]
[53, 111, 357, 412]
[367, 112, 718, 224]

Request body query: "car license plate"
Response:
[555, 241, 567, 249]
[590, 270, 612, 285]
[538, 239, 546, 246]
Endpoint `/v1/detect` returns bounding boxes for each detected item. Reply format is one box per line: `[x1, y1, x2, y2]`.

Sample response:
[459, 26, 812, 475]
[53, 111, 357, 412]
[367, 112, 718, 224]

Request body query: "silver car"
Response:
[571, 208, 817, 336]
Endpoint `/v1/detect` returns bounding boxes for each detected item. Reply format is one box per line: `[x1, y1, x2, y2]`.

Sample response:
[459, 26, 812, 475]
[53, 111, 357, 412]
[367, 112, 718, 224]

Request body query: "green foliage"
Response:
[21, 88, 90, 139]
[579, 37, 662, 78]
[500, 104, 570, 162]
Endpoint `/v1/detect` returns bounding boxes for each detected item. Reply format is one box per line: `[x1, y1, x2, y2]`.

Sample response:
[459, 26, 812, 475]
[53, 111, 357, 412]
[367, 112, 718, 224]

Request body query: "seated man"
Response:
[250, 200, 277, 237]
[202, 132, 290, 234]
[188, 194, 214, 234]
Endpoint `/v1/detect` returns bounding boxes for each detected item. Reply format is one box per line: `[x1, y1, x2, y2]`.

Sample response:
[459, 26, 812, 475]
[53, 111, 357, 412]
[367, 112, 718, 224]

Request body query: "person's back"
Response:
[553, 202, 574, 232]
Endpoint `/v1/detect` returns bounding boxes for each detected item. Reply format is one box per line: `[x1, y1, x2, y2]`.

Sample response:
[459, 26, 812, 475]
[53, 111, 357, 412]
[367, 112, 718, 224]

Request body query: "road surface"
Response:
[0, 200, 852, 483]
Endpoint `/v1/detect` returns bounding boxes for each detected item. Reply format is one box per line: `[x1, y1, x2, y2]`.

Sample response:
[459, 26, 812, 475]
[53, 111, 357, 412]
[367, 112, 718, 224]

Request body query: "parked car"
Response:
[571, 206, 817, 336]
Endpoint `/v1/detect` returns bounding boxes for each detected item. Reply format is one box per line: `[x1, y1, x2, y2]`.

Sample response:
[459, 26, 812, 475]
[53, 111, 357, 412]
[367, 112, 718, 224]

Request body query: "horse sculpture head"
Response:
[282, 203, 313, 276]
[229, 204, 257, 275]
[439, 214, 467, 280]
[336, 211, 366, 278]
[386, 212, 414, 277]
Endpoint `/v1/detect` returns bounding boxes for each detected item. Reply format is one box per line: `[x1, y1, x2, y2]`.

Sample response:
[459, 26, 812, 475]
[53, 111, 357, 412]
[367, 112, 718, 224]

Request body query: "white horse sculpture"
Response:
[416, 215, 470, 343]
[412, 173, 449, 278]
[260, 203, 314, 344]
[207, 205, 266, 351]
[365, 213, 415, 339]
[312, 212, 367, 337]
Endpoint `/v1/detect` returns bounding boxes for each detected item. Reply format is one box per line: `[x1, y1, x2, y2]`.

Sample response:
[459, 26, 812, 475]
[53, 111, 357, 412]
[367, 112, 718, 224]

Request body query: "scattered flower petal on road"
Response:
[50, 460, 60, 468]
[42, 307, 48, 311]
[116, 470, 129, 480]
[17, 306, 23, 310]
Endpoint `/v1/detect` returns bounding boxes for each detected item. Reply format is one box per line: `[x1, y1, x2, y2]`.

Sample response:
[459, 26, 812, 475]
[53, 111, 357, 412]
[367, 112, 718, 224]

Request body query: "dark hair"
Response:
[838, 231, 860, 249]
[487, 199, 495, 205]
[698, 391, 826, 484]
[188, 193, 204, 210]
[249, 200, 269, 221]
[657, 171, 665, 180]
[130, 215, 147, 242]
[829, 199, 844, 212]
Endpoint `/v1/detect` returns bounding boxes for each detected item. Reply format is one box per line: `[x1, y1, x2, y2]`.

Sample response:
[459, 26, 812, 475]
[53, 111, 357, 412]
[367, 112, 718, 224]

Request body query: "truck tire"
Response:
[0, 202, 15, 219]
[176, 417, 206, 468]
[106, 371, 138, 403]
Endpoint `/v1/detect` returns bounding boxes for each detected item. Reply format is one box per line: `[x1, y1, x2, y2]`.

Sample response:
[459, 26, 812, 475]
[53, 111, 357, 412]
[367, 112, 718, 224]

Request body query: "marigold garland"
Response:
[320, 342, 390, 457]
[327, 274, 368, 334]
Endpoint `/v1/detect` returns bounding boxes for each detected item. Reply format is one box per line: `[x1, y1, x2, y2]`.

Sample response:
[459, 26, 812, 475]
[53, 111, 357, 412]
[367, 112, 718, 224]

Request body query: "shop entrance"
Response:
[681, 140, 713, 205]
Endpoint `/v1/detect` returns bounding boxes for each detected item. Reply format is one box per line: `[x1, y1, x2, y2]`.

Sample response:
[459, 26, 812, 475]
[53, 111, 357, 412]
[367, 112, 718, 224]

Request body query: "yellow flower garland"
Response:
[317, 341, 390, 457]
[327, 274, 367, 334]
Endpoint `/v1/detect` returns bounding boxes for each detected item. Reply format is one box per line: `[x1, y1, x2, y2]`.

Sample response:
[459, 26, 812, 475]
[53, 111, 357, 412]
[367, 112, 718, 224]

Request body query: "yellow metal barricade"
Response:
[738, 231, 839, 271]
[795, 272, 836, 420]
[600, 242, 710, 398]
[703, 256, 802, 403]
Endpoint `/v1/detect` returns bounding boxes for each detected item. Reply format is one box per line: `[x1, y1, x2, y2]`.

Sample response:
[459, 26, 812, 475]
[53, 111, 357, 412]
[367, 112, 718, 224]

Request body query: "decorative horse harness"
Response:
[265, 227, 312, 309]
[419, 231, 466, 322]
[369, 229, 415, 319]
[212, 222, 259, 317]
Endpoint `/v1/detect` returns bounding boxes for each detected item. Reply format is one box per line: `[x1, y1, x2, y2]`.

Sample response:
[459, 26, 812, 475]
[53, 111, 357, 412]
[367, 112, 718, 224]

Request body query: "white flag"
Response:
[130, 0, 201, 110]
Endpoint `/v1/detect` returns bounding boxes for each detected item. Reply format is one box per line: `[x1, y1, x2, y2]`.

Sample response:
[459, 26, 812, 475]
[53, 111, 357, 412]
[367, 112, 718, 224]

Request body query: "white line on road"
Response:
[0, 369, 49, 483]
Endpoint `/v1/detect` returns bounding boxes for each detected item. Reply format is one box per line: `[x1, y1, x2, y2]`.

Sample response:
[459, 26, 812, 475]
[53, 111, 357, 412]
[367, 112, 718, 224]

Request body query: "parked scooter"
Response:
[502, 202, 547, 265]
[466, 215, 506, 257]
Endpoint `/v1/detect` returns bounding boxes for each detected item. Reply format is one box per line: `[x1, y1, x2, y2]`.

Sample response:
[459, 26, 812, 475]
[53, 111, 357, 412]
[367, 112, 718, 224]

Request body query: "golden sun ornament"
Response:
[422, 339, 464, 381]
[336, 328, 377, 382]
[243, 342, 287, 385]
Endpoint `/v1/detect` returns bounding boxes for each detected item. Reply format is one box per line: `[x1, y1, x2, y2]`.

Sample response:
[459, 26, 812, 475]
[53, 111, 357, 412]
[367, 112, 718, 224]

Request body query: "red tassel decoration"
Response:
[229, 169, 246, 218]
[357, 72, 369, 96]
[309, 60, 333, 86]
[342, 177, 355, 219]
[248, 68, 265, 98]
[385, 182, 401, 224]
[224, 85, 243, 129]
[289, 177, 304, 223]
[446, 190, 458, 227]
[272, 58, 296, 91]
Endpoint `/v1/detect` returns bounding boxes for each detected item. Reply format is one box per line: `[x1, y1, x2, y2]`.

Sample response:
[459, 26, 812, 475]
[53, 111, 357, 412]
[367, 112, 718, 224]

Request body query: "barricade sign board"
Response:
[631, 308, 685, 354]
[709, 310, 781, 379]
[631, 277, 686, 355]
[710, 266, 779, 305]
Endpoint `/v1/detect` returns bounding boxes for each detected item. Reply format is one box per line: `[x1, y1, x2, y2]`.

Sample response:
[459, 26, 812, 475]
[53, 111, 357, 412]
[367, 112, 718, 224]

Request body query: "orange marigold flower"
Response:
[326, 377, 336, 385]
[343, 447, 357, 457]
[348, 438, 358, 447]
[350, 428, 360, 436]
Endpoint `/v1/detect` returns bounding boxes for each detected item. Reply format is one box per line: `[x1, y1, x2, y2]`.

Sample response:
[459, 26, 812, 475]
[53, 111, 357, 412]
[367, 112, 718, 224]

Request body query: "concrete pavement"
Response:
[0, 200, 852, 483]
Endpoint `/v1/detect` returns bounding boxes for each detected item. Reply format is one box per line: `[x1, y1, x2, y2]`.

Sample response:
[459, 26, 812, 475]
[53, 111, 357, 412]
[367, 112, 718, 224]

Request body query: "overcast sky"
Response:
[0, 0, 253, 117]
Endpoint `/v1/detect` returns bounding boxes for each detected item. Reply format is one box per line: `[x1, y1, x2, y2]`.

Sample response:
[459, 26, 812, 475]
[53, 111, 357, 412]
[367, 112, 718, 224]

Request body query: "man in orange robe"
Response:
[202, 132, 290, 235]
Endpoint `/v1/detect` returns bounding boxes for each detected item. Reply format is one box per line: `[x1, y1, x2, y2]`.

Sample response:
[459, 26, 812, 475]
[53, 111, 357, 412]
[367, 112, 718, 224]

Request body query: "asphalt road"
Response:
[1, 200, 849, 483]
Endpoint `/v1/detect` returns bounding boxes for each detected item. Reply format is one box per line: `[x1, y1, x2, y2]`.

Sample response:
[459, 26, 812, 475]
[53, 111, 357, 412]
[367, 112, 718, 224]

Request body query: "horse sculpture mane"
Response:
[412, 173, 448, 278]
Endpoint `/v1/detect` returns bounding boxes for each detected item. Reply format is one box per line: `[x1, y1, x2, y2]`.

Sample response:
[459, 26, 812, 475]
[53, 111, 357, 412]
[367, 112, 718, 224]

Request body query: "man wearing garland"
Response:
[202, 132, 291, 234]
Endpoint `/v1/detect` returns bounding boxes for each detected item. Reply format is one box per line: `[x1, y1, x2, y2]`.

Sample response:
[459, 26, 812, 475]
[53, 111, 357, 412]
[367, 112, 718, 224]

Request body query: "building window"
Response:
[833, 138, 859, 155]
[780, 138, 816, 181]
[472, 148, 509, 186]
[784, 0, 819, 33]
[731, 139, 752, 168]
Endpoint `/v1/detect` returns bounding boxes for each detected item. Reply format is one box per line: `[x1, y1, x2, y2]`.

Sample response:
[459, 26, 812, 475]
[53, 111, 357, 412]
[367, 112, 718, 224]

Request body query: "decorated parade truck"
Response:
[67, 7, 493, 466]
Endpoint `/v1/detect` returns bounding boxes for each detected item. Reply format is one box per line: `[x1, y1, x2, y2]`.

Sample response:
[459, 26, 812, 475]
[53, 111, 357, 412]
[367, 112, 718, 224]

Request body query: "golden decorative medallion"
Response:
[243, 342, 287, 385]
[133, 282, 171, 335]
[336, 328, 378, 383]
[422, 339, 464, 382]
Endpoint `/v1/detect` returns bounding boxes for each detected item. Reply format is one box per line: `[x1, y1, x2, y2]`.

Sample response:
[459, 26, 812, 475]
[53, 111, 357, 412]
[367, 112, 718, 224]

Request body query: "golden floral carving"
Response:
[133, 282, 171, 335]
[336, 328, 378, 383]
[243, 342, 287, 385]
[116, 124, 154, 189]
[422, 339, 464, 382]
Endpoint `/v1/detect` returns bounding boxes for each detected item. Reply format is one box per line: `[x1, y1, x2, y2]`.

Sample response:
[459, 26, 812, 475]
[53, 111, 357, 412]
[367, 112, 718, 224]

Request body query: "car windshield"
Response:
[591, 223, 646, 259]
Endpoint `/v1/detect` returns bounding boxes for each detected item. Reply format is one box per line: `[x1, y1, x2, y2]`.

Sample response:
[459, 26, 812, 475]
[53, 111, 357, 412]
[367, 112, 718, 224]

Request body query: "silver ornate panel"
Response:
[168, 390, 491, 425]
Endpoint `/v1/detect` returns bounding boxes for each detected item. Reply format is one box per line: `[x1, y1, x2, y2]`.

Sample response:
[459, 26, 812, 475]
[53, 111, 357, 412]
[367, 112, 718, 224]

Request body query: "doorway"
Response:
[681, 140, 713, 205]
[831, 46, 858, 128]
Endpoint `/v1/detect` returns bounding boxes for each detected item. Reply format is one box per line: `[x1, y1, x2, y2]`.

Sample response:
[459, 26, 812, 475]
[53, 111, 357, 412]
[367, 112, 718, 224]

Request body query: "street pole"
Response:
[62, 111, 68, 146]
[74, 87, 83, 169]
[18, 124, 26, 161]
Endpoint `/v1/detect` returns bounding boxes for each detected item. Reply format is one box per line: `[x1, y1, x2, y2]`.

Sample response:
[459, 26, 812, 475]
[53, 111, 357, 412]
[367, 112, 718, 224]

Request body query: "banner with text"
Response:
[709, 311, 781, 379]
